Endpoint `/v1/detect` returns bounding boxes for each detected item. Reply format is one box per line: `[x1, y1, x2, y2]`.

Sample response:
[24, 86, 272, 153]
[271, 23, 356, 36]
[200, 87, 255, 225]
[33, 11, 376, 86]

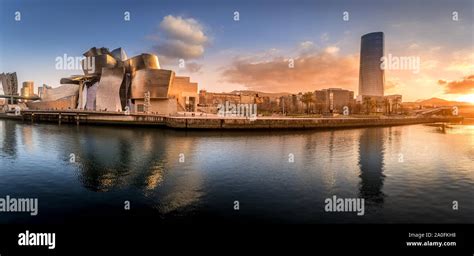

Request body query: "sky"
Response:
[0, 0, 473, 102]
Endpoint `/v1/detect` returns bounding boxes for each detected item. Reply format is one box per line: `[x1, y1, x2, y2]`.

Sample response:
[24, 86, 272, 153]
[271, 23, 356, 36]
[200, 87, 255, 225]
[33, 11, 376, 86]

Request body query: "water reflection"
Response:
[1, 119, 473, 223]
[143, 161, 166, 191]
[75, 128, 163, 192]
[358, 128, 386, 209]
[61, 127, 205, 213]
[328, 131, 335, 161]
[1, 121, 17, 158]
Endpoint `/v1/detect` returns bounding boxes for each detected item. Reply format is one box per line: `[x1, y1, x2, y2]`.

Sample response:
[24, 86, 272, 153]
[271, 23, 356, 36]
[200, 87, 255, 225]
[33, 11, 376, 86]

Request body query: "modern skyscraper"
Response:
[358, 32, 385, 99]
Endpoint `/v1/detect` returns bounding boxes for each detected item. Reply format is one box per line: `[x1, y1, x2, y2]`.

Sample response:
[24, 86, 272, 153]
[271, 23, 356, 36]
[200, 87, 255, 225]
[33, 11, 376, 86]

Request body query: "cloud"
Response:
[441, 75, 474, 94]
[184, 62, 203, 73]
[149, 15, 208, 71]
[299, 41, 316, 53]
[160, 15, 208, 45]
[154, 39, 205, 59]
[445, 50, 474, 75]
[321, 33, 329, 42]
[221, 45, 359, 93]
[324, 46, 340, 55]
[385, 77, 403, 92]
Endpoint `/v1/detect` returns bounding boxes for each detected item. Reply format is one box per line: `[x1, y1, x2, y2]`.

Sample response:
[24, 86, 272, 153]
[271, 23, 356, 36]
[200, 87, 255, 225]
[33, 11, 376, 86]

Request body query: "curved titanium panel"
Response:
[95, 67, 125, 112]
[111, 47, 128, 62]
[130, 69, 174, 99]
[82, 54, 117, 76]
[60, 78, 80, 85]
[27, 95, 78, 110]
[1, 72, 18, 95]
[79, 84, 87, 109]
[83, 47, 111, 57]
[125, 54, 160, 75]
[85, 82, 98, 110]
[42, 84, 79, 102]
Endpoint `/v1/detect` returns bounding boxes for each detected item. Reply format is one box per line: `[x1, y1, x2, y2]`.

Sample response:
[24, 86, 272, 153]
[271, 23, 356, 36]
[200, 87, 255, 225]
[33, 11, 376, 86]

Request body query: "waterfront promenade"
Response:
[0, 110, 464, 129]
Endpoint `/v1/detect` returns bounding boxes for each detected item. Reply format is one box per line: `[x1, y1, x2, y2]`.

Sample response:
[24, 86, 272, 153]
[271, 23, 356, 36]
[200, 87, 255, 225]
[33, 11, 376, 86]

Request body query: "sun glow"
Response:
[456, 94, 474, 104]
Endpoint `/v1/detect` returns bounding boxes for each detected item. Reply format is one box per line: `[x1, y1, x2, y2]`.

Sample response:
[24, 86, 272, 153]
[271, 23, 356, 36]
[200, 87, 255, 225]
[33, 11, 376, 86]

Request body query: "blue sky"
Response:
[1, 0, 473, 101]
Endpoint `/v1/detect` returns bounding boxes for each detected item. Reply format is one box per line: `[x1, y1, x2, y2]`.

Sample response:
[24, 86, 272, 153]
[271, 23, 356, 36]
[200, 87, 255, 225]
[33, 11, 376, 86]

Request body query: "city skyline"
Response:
[0, 0, 473, 103]
[0, 1, 473, 251]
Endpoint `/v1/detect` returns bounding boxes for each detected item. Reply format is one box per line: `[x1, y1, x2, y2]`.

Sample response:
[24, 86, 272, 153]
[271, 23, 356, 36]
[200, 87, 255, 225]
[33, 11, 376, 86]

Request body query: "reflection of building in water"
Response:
[75, 128, 136, 192]
[69, 127, 203, 213]
[20, 125, 34, 153]
[328, 131, 335, 161]
[68, 127, 204, 214]
[144, 161, 166, 191]
[386, 127, 403, 157]
[358, 128, 385, 208]
[0, 121, 17, 158]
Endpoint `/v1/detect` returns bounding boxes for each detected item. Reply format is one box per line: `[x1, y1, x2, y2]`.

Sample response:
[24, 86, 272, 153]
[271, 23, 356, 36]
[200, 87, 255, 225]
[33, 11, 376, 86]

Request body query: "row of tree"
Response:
[257, 92, 403, 115]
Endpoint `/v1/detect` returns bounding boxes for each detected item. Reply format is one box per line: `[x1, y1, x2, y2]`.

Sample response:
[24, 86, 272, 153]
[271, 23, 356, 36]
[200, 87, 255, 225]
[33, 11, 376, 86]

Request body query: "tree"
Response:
[392, 97, 401, 114]
[383, 98, 391, 115]
[363, 97, 372, 114]
[301, 92, 314, 114]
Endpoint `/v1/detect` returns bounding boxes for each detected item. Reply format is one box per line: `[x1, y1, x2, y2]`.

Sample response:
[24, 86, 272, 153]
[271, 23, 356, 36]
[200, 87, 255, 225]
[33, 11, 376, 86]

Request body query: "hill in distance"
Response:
[410, 97, 471, 106]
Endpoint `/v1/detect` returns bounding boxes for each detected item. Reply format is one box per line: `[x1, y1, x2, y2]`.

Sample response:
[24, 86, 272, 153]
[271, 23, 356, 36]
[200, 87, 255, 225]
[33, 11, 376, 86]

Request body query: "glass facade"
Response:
[358, 32, 385, 97]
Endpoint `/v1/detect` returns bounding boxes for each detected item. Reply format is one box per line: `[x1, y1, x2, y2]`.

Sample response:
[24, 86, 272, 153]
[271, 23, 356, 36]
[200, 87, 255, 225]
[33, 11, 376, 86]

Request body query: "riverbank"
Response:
[0, 110, 464, 129]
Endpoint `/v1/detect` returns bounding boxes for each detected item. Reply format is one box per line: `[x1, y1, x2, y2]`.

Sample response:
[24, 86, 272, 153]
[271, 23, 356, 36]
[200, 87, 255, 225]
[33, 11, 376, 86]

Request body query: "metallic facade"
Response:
[95, 67, 125, 112]
[28, 46, 197, 114]
[41, 84, 79, 102]
[27, 95, 78, 110]
[21, 81, 35, 97]
[82, 54, 117, 76]
[359, 32, 384, 97]
[126, 54, 161, 76]
[85, 82, 99, 110]
[111, 47, 128, 62]
[130, 69, 174, 99]
[83, 47, 111, 57]
[0, 72, 18, 95]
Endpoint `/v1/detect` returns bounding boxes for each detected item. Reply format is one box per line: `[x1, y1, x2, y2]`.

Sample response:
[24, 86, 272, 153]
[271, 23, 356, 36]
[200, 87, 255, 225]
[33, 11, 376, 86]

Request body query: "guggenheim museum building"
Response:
[28, 47, 198, 115]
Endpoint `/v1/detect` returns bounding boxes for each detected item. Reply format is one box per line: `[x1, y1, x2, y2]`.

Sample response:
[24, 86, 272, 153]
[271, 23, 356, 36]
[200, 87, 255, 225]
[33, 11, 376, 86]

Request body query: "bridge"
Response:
[0, 94, 40, 103]
[412, 106, 454, 116]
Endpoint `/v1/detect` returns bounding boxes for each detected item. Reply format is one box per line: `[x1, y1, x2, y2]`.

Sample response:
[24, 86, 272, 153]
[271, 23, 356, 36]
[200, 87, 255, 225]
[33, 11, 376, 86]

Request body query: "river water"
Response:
[0, 120, 472, 224]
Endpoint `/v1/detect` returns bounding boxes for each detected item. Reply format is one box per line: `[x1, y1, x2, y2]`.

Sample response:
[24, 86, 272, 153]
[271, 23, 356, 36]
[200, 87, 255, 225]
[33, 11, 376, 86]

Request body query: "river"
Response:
[0, 120, 472, 224]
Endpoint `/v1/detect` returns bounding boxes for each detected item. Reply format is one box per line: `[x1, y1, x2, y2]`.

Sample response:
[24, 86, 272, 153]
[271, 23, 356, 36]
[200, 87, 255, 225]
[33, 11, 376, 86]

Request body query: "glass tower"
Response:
[358, 32, 385, 97]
